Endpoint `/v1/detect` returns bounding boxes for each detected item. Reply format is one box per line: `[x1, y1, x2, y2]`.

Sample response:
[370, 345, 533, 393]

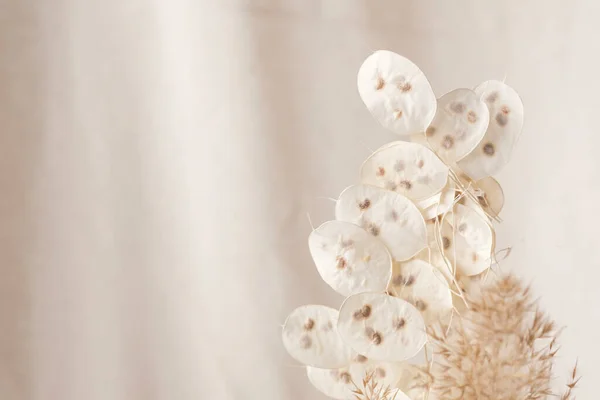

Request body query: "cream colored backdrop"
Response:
[0, 1, 598, 399]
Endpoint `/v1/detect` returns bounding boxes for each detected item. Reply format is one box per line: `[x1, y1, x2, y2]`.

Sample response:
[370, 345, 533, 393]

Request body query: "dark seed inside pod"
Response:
[365, 222, 380, 236]
[358, 199, 371, 210]
[495, 112, 508, 127]
[335, 256, 347, 270]
[442, 135, 454, 149]
[394, 318, 406, 330]
[353, 304, 372, 320]
[486, 92, 498, 103]
[339, 371, 351, 384]
[355, 354, 368, 363]
[442, 236, 451, 250]
[415, 300, 427, 311]
[304, 318, 315, 331]
[371, 331, 383, 345]
[467, 110, 478, 123]
[483, 142, 495, 156]
[449, 102, 466, 113]
[300, 335, 312, 349]
[398, 81, 412, 92]
[393, 274, 415, 287]
[477, 195, 487, 207]
[399, 180, 412, 190]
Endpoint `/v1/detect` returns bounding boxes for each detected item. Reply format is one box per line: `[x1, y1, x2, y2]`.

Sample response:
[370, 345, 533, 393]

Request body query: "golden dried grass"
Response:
[354, 275, 580, 400]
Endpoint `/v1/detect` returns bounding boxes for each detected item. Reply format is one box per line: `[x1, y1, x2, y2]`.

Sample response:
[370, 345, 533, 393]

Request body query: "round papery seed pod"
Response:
[282, 305, 356, 368]
[335, 185, 427, 261]
[389, 259, 453, 325]
[458, 80, 524, 180]
[360, 141, 449, 202]
[357, 50, 437, 137]
[337, 292, 427, 362]
[442, 204, 495, 276]
[427, 88, 490, 164]
[308, 220, 392, 297]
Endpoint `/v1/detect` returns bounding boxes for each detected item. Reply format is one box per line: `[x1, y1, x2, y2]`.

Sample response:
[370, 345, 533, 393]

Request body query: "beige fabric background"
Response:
[0, 1, 598, 399]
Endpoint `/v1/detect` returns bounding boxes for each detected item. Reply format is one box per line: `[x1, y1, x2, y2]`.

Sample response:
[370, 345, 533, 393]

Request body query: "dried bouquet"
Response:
[281, 50, 578, 400]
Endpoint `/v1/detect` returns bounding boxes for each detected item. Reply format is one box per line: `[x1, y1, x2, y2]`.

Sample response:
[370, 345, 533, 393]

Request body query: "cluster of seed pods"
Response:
[282, 50, 524, 399]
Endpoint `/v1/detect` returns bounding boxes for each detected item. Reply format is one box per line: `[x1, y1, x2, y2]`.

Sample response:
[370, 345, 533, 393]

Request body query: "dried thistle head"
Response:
[415, 274, 579, 400]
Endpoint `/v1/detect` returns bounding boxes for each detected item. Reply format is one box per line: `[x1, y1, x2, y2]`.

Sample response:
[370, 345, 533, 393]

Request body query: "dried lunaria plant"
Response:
[281, 50, 579, 399]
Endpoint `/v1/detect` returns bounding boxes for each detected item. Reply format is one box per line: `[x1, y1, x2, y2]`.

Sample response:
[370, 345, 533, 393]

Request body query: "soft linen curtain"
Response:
[1, 1, 598, 399]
